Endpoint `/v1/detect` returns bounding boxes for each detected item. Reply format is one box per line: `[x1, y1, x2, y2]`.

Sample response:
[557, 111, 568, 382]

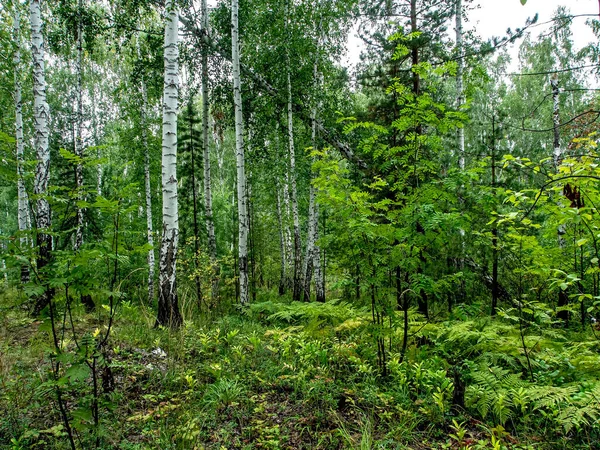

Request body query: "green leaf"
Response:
[66, 364, 91, 382]
[72, 407, 93, 423]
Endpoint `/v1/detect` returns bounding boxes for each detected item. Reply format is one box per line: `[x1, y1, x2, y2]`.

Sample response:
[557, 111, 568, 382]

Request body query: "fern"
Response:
[528, 385, 578, 409]
[250, 299, 368, 328]
[466, 365, 527, 424]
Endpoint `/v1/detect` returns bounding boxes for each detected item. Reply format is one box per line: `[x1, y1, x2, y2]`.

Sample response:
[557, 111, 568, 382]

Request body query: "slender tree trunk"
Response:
[282, 150, 293, 290]
[552, 76, 562, 170]
[320, 209, 326, 301]
[90, 62, 102, 197]
[303, 185, 316, 302]
[312, 37, 325, 303]
[201, 0, 218, 300]
[276, 184, 288, 295]
[552, 75, 569, 325]
[314, 208, 324, 302]
[14, 7, 30, 283]
[188, 103, 203, 306]
[232, 0, 249, 305]
[302, 54, 322, 302]
[1, 250, 7, 288]
[410, 0, 427, 319]
[74, 0, 95, 311]
[232, 187, 239, 303]
[455, 0, 465, 170]
[31, 0, 53, 315]
[247, 175, 257, 302]
[410, 0, 420, 100]
[140, 47, 155, 305]
[74, 0, 84, 251]
[491, 117, 498, 316]
[285, 2, 302, 301]
[156, 0, 182, 328]
[455, 0, 467, 302]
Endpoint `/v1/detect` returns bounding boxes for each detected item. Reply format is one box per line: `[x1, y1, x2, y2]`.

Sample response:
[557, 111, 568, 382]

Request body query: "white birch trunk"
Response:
[313, 201, 324, 302]
[140, 44, 156, 304]
[312, 27, 325, 303]
[455, 0, 466, 282]
[303, 184, 316, 301]
[246, 169, 253, 300]
[551, 75, 568, 320]
[74, 0, 84, 251]
[202, 0, 217, 298]
[552, 76, 562, 169]
[276, 184, 288, 295]
[1, 236, 7, 287]
[283, 168, 293, 287]
[211, 114, 225, 179]
[286, 47, 302, 301]
[232, 0, 249, 305]
[31, 0, 52, 313]
[312, 73, 324, 303]
[455, 0, 465, 171]
[302, 55, 321, 302]
[156, 0, 182, 327]
[90, 61, 101, 197]
[14, 7, 30, 282]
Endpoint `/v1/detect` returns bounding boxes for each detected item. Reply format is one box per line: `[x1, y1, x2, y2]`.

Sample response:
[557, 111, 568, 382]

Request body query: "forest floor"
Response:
[1, 290, 599, 449]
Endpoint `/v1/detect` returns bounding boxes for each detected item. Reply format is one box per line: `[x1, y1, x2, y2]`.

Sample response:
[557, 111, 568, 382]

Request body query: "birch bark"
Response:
[303, 50, 322, 302]
[455, 0, 465, 171]
[202, 0, 218, 299]
[31, 0, 53, 315]
[285, 1, 302, 301]
[232, 0, 249, 305]
[139, 41, 156, 304]
[14, 6, 30, 282]
[156, 0, 183, 327]
[314, 202, 325, 302]
[311, 71, 325, 303]
[90, 61, 101, 197]
[283, 172, 293, 287]
[276, 184, 288, 295]
[74, 0, 84, 251]
[552, 76, 562, 169]
[552, 75, 569, 324]
[188, 103, 202, 305]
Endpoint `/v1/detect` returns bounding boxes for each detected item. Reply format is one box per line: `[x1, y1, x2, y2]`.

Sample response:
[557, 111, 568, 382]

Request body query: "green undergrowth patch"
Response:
[1, 292, 600, 449]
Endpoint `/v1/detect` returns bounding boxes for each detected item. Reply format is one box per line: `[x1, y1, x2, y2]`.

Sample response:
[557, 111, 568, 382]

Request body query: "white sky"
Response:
[469, 0, 597, 50]
[344, 0, 599, 70]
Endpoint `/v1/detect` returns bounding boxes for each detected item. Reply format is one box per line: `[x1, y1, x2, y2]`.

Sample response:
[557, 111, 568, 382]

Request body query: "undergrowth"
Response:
[1, 291, 599, 449]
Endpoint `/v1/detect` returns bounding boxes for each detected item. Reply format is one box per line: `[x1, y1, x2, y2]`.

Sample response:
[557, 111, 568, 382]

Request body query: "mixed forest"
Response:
[2, 0, 600, 448]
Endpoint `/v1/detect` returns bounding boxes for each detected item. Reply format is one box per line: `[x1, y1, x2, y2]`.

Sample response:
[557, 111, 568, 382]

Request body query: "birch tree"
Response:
[14, 5, 30, 283]
[201, 0, 218, 300]
[31, 0, 53, 315]
[285, 0, 302, 302]
[551, 74, 562, 170]
[139, 38, 156, 305]
[551, 73, 569, 323]
[72, 0, 96, 310]
[232, 0, 249, 305]
[74, 0, 84, 251]
[303, 27, 323, 302]
[276, 183, 288, 295]
[455, 0, 465, 171]
[156, 0, 183, 327]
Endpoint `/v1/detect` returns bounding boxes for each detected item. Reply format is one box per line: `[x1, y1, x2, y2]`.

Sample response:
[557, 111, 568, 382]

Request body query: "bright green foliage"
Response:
[2, 0, 600, 448]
